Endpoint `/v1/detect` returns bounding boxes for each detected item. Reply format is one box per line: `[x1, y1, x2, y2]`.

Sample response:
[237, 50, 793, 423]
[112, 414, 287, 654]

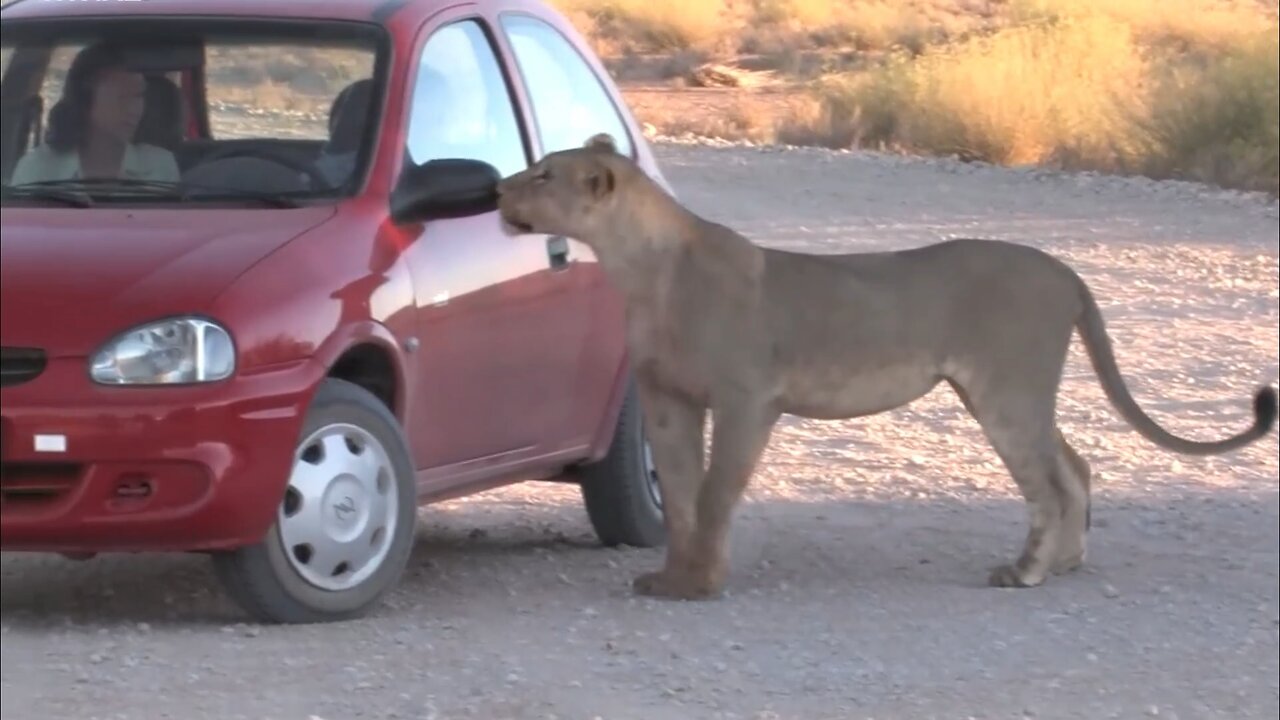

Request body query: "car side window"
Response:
[498, 14, 634, 159]
[405, 20, 527, 178]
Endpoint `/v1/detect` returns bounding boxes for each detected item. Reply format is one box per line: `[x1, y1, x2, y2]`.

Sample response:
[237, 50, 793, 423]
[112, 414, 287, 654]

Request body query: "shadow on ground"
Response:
[2, 485, 1274, 628]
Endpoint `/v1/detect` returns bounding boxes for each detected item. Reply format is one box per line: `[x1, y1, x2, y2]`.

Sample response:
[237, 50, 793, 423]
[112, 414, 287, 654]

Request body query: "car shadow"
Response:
[0, 487, 1274, 627]
[0, 502, 624, 627]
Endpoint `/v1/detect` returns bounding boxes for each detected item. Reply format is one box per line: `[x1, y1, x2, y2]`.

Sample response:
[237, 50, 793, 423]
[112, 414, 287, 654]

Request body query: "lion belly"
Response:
[777, 357, 942, 420]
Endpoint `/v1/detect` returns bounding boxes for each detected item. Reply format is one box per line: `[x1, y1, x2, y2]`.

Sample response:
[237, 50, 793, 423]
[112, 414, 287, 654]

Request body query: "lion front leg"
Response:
[629, 382, 710, 599]
[645, 401, 780, 600]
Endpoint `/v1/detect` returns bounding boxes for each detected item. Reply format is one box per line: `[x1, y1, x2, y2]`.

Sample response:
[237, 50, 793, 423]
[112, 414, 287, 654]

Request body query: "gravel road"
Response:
[3, 142, 1278, 720]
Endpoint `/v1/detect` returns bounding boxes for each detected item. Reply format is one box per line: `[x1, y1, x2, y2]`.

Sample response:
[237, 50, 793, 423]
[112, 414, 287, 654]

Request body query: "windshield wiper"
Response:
[12, 178, 303, 208]
[1, 184, 95, 208]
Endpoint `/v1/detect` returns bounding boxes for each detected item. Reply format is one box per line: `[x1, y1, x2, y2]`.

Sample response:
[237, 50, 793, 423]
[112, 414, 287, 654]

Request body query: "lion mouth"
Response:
[500, 211, 535, 234]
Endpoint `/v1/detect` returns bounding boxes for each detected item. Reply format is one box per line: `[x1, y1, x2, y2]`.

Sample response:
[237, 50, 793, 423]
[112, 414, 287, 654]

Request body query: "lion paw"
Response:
[632, 570, 721, 600]
[987, 564, 1041, 588]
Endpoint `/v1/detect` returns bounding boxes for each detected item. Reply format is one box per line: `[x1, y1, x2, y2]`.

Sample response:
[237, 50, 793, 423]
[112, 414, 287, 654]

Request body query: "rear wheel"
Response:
[212, 378, 417, 624]
[577, 377, 666, 548]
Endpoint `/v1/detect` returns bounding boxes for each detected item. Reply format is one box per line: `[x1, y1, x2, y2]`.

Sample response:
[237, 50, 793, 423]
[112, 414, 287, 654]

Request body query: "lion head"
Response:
[496, 133, 630, 241]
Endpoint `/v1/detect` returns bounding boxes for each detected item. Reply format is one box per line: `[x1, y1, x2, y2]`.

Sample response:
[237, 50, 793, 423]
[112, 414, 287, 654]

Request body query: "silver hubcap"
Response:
[278, 423, 398, 592]
[642, 435, 662, 508]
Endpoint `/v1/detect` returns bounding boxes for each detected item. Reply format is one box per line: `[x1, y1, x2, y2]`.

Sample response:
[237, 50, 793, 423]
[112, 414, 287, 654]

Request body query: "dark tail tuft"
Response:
[1254, 385, 1278, 436]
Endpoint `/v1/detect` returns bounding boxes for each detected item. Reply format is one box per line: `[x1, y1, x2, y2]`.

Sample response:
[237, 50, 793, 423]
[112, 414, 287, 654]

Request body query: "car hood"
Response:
[0, 206, 335, 357]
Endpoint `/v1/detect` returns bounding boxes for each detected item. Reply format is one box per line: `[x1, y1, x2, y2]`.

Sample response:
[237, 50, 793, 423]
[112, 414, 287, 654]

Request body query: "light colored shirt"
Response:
[9, 142, 180, 185]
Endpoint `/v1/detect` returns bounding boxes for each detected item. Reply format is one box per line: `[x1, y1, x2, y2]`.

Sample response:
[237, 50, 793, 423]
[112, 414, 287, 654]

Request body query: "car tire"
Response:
[211, 377, 417, 624]
[577, 375, 667, 548]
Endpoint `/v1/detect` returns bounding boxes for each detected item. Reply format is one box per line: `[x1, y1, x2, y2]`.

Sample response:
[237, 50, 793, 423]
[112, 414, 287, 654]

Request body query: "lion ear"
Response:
[585, 163, 616, 200]
[584, 133, 618, 154]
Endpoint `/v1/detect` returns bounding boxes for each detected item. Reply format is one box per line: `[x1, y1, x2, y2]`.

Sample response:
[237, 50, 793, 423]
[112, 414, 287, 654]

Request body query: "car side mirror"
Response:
[389, 157, 501, 224]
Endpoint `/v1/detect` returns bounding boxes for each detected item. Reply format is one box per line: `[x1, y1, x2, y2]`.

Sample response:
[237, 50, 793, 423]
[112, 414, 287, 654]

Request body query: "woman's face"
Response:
[88, 66, 146, 145]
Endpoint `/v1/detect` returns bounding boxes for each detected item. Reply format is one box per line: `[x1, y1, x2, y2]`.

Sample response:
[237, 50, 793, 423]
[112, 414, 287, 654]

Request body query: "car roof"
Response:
[0, 0, 447, 24]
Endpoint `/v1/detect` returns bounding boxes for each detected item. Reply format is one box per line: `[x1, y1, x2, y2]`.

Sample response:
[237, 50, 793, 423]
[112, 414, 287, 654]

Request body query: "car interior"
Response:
[179, 77, 372, 196]
[0, 37, 380, 197]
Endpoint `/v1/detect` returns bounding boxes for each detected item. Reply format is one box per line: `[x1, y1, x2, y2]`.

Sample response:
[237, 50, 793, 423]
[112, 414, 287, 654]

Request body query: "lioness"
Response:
[495, 133, 1278, 600]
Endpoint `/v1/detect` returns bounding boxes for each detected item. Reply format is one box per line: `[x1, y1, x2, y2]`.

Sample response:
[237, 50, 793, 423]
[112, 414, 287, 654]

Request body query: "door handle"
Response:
[546, 235, 570, 271]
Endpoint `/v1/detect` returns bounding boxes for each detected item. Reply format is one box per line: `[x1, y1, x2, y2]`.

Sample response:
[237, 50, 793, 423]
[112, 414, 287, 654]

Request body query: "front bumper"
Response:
[0, 355, 323, 553]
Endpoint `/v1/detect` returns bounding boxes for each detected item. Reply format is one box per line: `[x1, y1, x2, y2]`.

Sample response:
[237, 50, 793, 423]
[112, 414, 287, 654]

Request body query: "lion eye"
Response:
[534, 170, 550, 183]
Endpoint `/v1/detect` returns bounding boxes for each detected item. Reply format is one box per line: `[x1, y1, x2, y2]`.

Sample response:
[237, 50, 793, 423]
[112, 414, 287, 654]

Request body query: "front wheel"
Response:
[577, 377, 666, 548]
[212, 378, 417, 624]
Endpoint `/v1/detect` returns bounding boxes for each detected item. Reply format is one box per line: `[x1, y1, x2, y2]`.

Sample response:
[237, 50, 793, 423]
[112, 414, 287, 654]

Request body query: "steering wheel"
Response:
[192, 145, 328, 191]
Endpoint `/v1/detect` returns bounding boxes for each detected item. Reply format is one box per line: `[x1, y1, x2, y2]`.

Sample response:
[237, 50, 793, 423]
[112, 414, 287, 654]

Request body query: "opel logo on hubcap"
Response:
[333, 496, 357, 520]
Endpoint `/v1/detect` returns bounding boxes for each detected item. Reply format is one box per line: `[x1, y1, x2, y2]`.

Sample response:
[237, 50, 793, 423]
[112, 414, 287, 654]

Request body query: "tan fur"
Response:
[495, 133, 1279, 598]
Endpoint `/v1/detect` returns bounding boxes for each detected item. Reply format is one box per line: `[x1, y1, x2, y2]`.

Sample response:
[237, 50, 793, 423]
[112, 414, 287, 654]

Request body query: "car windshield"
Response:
[0, 17, 387, 208]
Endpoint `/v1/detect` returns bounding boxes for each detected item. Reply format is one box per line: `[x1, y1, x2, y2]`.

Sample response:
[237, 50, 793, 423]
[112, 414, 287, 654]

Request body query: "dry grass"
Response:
[781, 15, 1153, 166]
[774, 2, 1279, 194]
[554, 0, 998, 58]
[659, 101, 777, 141]
[749, 0, 933, 52]
[555, 0, 740, 54]
[1010, 0, 1277, 50]
[555, 0, 1276, 58]
[1136, 29, 1280, 194]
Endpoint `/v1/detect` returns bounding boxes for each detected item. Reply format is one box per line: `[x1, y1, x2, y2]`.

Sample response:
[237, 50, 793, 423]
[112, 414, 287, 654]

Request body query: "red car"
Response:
[0, 0, 670, 623]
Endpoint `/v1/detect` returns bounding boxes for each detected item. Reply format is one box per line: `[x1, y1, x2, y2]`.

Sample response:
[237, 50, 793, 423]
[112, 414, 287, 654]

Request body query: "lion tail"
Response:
[1073, 278, 1277, 456]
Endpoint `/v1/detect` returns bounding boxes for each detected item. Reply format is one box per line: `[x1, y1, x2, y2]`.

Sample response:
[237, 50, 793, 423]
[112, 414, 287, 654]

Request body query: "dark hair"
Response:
[135, 74, 184, 151]
[45, 42, 132, 153]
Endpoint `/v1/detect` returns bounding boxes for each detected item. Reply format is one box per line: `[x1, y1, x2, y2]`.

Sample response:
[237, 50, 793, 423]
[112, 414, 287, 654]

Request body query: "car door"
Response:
[398, 15, 584, 478]
[494, 11, 640, 449]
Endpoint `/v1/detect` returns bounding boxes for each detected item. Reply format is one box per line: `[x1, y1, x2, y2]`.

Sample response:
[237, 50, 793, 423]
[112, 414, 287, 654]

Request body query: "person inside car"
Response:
[312, 69, 454, 189]
[313, 77, 373, 189]
[134, 74, 186, 153]
[9, 41, 180, 185]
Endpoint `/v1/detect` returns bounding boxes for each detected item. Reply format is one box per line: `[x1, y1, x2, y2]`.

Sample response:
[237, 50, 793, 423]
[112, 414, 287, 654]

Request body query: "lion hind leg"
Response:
[949, 377, 1067, 588]
[986, 443, 1066, 588]
[1051, 429, 1092, 575]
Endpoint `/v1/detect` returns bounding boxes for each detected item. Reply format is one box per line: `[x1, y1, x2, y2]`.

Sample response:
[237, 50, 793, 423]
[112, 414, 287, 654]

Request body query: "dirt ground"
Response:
[618, 83, 812, 140]
[2, 141, 1278, 720]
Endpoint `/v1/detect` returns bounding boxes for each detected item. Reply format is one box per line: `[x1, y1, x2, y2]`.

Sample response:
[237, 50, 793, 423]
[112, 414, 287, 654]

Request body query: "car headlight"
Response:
[90, 317, 235, 385]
